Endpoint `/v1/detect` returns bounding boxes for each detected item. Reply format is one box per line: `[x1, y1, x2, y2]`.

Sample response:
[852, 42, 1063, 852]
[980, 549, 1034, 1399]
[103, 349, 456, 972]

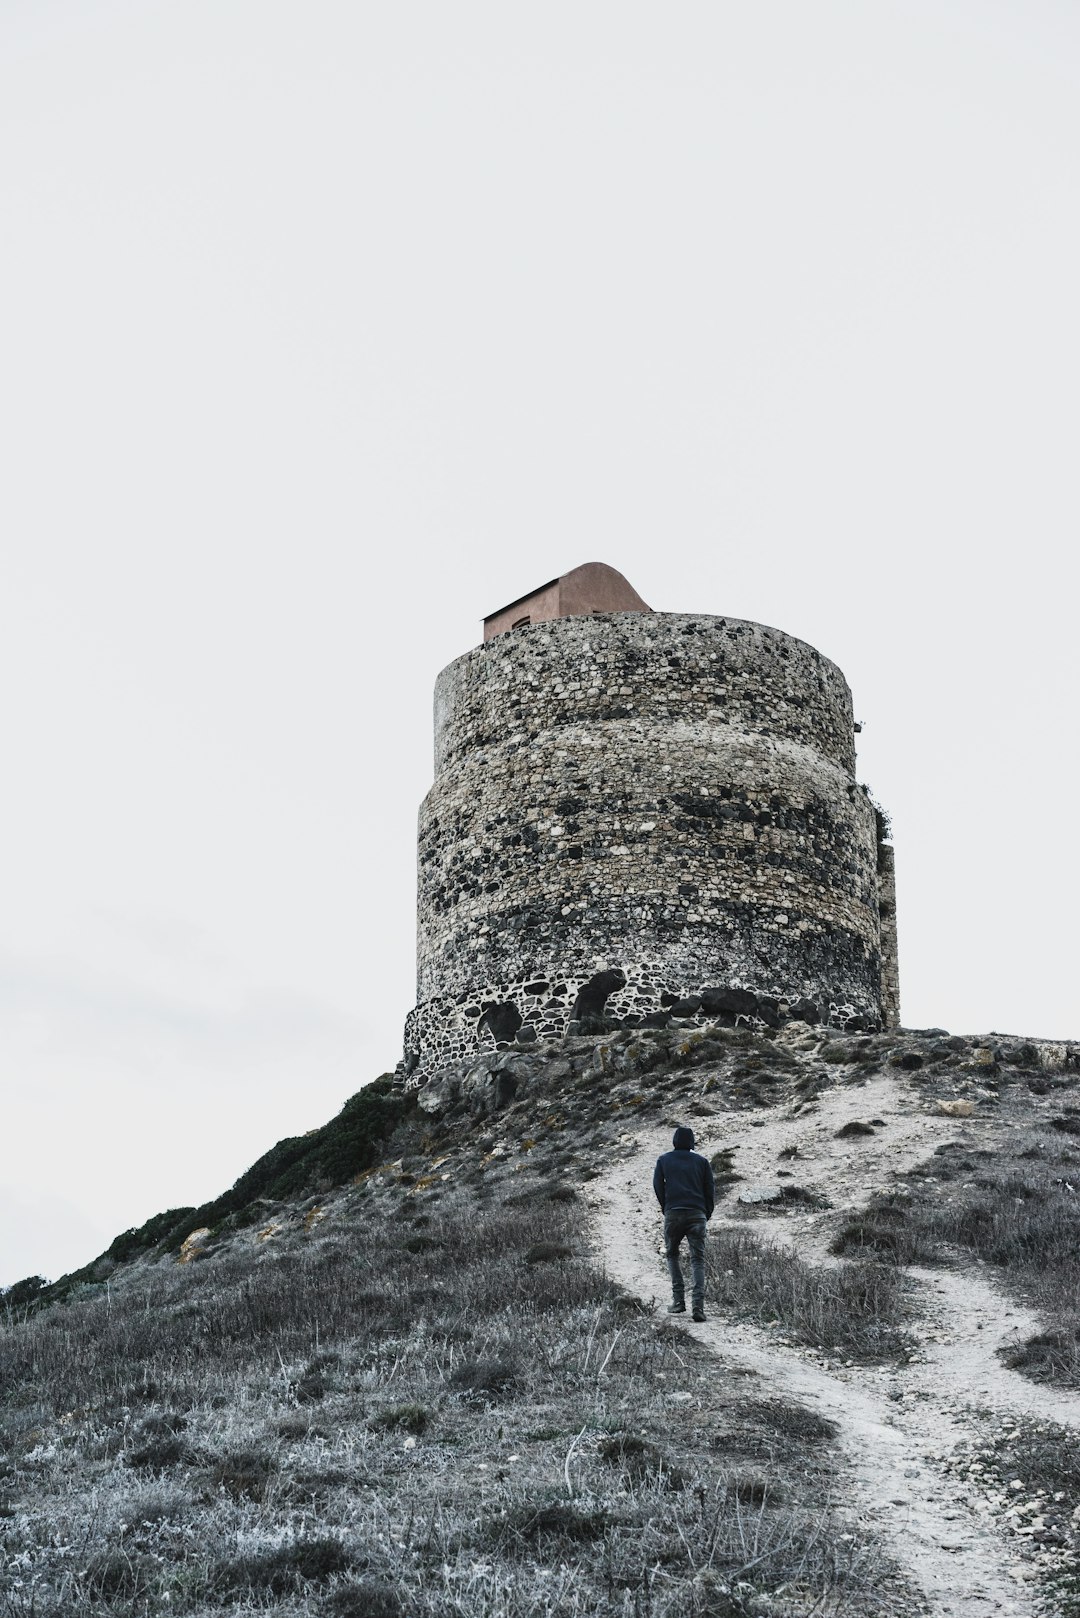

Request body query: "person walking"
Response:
[653, 1126, 715, 1322]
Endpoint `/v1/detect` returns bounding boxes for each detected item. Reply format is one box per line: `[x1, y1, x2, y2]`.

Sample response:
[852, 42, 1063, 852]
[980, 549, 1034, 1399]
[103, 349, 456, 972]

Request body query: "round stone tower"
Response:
[403, 565, 898, 1080]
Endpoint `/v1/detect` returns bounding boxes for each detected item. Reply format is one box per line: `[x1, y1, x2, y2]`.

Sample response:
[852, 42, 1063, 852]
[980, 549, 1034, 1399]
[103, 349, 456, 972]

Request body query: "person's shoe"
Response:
[667, 1302, 686, 1314]
[692, 1308, 707, 1323]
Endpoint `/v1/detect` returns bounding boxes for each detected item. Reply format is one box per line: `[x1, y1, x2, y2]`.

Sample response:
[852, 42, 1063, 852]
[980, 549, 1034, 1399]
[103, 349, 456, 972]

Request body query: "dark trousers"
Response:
[664, 1210, 706, 1310]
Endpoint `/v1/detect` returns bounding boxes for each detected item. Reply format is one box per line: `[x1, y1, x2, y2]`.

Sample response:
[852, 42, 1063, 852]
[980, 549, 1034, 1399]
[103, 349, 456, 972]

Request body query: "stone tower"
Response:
[403, 563, 898, 1081]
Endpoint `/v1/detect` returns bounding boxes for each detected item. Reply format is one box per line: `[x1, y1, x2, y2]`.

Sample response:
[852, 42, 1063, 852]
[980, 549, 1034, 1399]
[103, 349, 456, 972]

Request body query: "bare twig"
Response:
[564, 1423, 589, 1498]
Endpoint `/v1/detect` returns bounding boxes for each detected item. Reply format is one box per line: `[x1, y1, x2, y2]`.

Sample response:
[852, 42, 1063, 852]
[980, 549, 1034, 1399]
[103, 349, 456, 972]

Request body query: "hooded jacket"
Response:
[653, 1127, 716, 1218]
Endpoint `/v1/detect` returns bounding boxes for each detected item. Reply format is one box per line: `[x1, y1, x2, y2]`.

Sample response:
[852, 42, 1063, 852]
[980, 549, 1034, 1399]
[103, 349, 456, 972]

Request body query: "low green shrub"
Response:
[372, 1402, 430, 1434]
[211, 1534, 352, 1596]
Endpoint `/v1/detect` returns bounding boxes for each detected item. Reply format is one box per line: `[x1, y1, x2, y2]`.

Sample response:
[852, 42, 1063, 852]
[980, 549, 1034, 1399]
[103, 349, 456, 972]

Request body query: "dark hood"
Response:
[672, 1126, 695, 1151]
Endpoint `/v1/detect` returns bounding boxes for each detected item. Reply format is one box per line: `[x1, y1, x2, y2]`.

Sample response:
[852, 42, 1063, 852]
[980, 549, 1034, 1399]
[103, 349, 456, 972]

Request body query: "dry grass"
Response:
[830, 1123, 1080, 1385]
[0, 1178, 894, 1618]
[1000, 1326, 1080, 1385]
[15, 1022, 1064, 1611]
[705, 1230, 913, 1363]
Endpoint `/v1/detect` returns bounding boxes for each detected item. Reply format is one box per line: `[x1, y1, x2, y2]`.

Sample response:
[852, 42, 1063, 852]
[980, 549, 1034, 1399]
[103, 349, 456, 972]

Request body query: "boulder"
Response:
[480, 1002, 523, 1042]
[738, 1184, 783, 1205]
[701, 986, 758, 1018]
[572, 969, 627, 1030]
[416, 1064, 465, 1114]
[179, 1228, 211, 1264]
[669, 995, 702, 1018]
[417, 1083, 450, 1115]
[493, 1070, 518, 1109]
[592, 1043, 616, 1076]
[756, 995, 781, 1028]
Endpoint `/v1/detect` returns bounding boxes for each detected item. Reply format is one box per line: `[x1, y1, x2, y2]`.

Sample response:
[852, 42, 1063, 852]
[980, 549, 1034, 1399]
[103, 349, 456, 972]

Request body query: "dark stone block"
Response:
[572, 969, 627, 1032]
[701, 986, 758, 1017]
[524, 982, 549, 996]
[756, 995, 780, 1027]
[786, 997, 821, 1024]
[669, 996, 702, 1018]
[480, 1002, 523, 1042]
[639, 1011, 671, 1029]
[516, 1025, 537, 1044]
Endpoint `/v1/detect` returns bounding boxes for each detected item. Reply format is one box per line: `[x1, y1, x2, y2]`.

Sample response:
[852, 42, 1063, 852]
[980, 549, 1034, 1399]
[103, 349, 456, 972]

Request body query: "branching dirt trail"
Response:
[589, 1074, 1080, 1617]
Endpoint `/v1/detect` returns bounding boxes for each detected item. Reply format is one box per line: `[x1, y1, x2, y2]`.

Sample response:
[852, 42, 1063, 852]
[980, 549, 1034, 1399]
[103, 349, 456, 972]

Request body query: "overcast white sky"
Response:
[2, 0, 1077, 1287]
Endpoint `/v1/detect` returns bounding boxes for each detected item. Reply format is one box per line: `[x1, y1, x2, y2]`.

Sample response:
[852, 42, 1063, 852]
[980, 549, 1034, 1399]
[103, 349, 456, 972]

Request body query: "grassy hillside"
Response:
[3, 1072, 411, 1311]
[4, 1019, 1080, 1616]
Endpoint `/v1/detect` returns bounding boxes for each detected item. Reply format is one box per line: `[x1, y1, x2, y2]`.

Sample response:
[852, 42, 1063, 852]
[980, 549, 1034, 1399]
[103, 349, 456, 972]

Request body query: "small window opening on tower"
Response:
[511, 615, 531, 629]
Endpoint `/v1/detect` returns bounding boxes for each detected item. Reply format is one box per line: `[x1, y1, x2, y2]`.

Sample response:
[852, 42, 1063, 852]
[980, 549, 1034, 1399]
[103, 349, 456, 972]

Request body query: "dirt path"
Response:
[706, 1071, 968, 1265]
[589, 1078, 1080, 1617]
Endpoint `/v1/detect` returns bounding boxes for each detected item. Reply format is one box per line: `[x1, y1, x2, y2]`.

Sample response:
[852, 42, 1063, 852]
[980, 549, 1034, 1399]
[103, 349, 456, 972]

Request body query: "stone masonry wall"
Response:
[404, 611, 895, 1080]
[877, 843, 900, 1030]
